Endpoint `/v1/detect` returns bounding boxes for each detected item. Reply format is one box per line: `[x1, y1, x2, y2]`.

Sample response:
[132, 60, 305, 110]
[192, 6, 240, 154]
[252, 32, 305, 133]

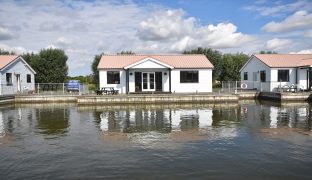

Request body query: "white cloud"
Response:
[138, 10, 254, 51]
[138, 9, 194, 41]
[0, 43, 27, 54]
[266, 38, 292, 50]
[262, 11, 312, 33]
[304, 30, 312, 38]
[244, 0, 312, 17]
[290, 49, 312, 54]
[0, 27, 15, 40]
[56, 37, 73, 48]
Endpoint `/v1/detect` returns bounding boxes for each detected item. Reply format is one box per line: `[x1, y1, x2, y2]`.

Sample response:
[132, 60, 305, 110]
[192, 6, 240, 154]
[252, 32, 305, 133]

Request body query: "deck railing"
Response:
[0, 83, 90, 95]
[221, 81, 304, 93]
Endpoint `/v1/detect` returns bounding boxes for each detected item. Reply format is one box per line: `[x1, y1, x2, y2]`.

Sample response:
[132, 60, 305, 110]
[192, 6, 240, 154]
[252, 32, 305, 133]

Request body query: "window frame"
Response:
[277, 69, 289, 82]
[243, 72, 248, 80]
[180, 71, 199, 83]
[260, 71, 266, 82]
[6, 73, 13, 86]
[107, 71, 120, 84]
[26, 74, 32, 83]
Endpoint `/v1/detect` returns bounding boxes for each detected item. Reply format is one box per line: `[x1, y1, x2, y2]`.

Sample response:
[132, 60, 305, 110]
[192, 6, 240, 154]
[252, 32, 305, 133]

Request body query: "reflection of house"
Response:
[99, 108, 213, 133]
[97, 54, 213, 93]
[0, 55, 36, 95]
[240, 54, 312, 91]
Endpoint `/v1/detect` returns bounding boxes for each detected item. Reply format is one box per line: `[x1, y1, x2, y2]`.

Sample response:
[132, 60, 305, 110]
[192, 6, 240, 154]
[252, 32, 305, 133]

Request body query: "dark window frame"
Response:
[6, 73, 12, 86]
[260, 71, 266, 82]
[243, 72, 248, 80]
[107, 71, 120, 84]
[27, 74, 31, 83]
[278, 69, 289, 82]
[180, 71, 199, 83]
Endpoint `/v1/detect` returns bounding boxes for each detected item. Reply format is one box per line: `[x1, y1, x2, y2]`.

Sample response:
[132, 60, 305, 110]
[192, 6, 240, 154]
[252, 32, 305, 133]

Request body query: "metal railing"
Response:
[221, 81, 304, 93]
[0, 83, 90, 95]
[35, 83, 89, 95]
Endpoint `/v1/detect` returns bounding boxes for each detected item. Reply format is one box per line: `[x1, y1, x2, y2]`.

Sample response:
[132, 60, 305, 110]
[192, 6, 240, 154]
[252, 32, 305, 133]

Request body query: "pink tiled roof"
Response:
[0, 55, 18, 69]
[97, 54, 214, 69]
[254, 54, 312, 68]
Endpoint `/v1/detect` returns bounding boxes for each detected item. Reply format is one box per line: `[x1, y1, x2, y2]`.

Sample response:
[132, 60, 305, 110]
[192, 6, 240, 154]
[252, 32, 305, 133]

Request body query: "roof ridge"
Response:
[102, 54, 206, 56]
[255, 53, 312, 55]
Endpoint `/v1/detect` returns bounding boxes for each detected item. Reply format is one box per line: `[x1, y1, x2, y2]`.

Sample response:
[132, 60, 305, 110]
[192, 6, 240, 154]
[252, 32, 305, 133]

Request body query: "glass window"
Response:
[6, 73, 12, 85]
[107, 71, 120, 84]
[260, 71, 266, 82]
[180, 71, 199, 83]
[278, 70, 289, 82]
[27, 74, 31, 83]
[243, 72, 248, 80]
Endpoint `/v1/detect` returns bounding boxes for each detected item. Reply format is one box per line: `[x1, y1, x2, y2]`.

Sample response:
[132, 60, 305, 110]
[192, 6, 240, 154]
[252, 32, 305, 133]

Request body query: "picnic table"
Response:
[96, 87, 119, 95]
[276, 84, 299, 92]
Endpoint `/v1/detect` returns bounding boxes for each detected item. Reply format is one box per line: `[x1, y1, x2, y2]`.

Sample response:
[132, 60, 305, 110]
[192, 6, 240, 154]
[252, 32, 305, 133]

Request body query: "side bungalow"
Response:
[97, 54, 214, 94]
[240, 54, 312, 92]
[0, 55, 36, 95]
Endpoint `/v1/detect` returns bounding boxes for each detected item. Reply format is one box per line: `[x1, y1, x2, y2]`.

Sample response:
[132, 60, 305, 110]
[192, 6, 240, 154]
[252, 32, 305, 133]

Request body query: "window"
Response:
[180, 71, 199, 83]
[107, 71, 120, 84]
[278, 70, 289, 82]
[260, 71, 266, 82]
[243, 72, 248, 80]
[6, 73, 12, 85]
[27, 74, 31, 83]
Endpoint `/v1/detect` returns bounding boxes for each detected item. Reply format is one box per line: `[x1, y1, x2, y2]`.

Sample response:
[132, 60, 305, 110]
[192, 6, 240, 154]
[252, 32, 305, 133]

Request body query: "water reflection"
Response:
[36, 108, 70, 136]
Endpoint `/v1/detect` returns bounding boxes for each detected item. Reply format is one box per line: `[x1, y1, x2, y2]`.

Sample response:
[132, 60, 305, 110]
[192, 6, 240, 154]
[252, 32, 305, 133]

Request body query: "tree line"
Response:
[0, 48, 276, 85]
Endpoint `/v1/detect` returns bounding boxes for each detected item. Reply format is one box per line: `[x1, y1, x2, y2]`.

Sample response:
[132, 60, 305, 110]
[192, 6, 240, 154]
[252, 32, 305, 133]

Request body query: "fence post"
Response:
[79, 84, 82, 95]
[37, 83, 39, 94]
[63, 83, 65, 95]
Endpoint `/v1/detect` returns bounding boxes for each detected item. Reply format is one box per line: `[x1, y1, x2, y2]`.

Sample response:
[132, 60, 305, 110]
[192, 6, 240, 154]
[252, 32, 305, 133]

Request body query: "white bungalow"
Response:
[240, 54, 312, 92]
[0, 55, 36, 95]
[97, 54, 214, 94]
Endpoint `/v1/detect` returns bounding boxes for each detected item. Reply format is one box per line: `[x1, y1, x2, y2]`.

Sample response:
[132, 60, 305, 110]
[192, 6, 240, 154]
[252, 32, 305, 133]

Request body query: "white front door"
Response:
[142, 72, 155, 91]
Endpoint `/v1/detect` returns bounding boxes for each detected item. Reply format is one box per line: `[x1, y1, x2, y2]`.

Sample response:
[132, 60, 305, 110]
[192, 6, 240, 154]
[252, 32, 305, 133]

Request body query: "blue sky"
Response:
[0, 0, 312, 75]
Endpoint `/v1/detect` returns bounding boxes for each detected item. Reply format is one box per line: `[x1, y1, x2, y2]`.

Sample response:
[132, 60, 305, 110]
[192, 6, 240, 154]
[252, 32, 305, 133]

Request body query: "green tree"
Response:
[22, 48, 68, 83]
[220, 53, 249, 81]
[183, 47, 223, 80]
[259, 50, 277, 54]
[91, 54, 103, 84]
[117, 51, 135, 55]
[0, 49, 15, 55]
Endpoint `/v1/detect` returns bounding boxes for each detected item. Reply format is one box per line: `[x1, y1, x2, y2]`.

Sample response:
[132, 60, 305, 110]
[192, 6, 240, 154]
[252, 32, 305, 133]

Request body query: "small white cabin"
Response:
[0, 55, 36, 95]
[240, 54, 312, 92]
[97, 54, 214, 94]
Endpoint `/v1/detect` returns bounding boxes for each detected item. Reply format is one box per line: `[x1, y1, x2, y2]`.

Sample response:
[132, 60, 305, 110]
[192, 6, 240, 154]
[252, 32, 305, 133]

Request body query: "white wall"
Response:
[240, 56, 271, 90]
[171, 69, 212, 93]
[100, 68, 213, 93]
[0, 58, 35, 95]
[99, 69, 126, 94]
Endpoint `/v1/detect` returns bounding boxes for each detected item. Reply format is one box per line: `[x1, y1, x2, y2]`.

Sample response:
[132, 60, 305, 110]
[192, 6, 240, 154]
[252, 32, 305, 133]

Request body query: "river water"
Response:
[0, 101, 312, 179]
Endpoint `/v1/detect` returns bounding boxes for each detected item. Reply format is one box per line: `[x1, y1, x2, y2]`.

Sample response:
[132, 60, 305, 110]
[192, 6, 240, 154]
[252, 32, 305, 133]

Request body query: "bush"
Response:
[88, 84, 97, 91]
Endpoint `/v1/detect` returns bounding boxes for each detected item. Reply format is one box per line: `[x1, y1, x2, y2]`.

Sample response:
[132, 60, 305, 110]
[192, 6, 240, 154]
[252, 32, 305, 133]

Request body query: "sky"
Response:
[0, 0, 312, 76]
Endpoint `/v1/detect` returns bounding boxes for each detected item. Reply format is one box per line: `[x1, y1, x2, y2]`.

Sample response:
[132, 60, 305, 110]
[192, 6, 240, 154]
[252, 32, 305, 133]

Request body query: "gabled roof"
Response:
[0, 55, 36, 74]
[254, 54, 312, 68]
[97, 54, 214, 69]
[0, 55, 19, 69]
